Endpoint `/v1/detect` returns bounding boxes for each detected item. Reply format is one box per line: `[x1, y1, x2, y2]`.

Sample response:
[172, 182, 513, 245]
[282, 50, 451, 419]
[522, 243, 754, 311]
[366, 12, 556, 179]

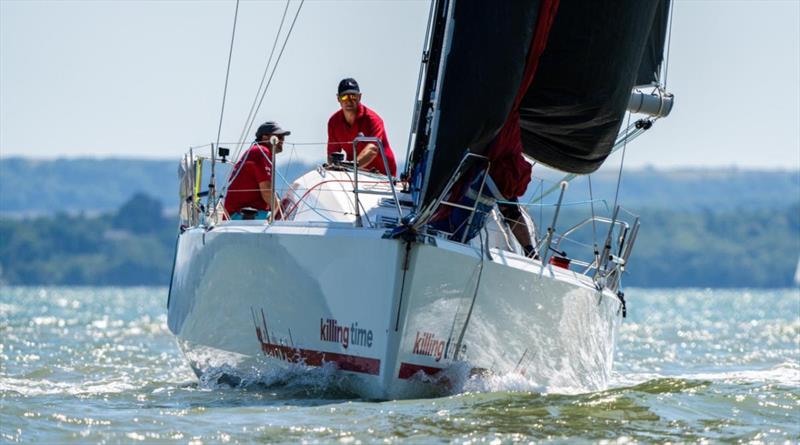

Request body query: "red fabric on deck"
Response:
[488, 0, 560, 199]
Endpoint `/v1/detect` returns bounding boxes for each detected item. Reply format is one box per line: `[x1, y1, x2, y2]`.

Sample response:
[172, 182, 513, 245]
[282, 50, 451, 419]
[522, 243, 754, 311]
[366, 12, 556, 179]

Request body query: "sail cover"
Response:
[412, 0, 669, 215]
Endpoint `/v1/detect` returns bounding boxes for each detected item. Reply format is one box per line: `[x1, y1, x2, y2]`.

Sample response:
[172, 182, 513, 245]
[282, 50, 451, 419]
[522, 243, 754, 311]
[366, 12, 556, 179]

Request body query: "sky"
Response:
[1, 0, 799, 171]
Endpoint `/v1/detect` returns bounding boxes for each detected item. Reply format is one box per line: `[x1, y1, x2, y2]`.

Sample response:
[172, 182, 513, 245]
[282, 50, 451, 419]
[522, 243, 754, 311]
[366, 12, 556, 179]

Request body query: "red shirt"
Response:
[327, 103, 397, 176]
[224, 143, 273, 215]
[487, 110, 532, 199]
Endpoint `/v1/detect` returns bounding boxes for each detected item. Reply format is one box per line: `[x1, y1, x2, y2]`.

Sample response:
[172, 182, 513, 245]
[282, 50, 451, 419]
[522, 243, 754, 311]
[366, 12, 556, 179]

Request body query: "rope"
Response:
[588, 174, 601, 276]
[219, 138, 366, 208]
[588, 175, 598, 242]
[195, 140, 343, 149]
[538, 178, 543, 240]
[498, 199, 608, 208]
[235, 0, 292, 157]
[612, 112, 632, 213]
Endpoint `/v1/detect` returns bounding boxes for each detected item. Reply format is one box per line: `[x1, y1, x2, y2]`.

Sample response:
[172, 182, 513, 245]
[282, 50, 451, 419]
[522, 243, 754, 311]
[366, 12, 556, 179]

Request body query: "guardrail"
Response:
[349, 135, 403, 226]
[179, 141, 639, 291]
[179, 137, 405, 230]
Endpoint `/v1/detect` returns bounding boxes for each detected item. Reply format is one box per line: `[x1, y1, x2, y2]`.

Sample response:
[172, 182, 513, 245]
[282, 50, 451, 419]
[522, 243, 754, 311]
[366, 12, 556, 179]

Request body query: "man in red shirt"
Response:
[224, 121, 290, 220]
[327, 78, 397, 177]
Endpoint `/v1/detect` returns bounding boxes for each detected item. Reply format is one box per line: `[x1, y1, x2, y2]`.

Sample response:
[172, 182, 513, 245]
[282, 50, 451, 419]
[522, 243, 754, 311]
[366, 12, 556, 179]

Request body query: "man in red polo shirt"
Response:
[224, 121, 290, 220]
[327, 78, 397, 177]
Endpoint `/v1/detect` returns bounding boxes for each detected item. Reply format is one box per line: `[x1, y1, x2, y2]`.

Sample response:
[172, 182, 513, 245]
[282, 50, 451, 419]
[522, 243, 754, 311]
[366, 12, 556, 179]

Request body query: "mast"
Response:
[402, 1, 437, 176]
[406, 0, 455, 213]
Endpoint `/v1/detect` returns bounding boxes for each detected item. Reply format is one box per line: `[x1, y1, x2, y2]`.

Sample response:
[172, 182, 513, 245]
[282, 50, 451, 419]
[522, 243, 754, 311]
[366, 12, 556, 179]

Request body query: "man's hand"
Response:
[356, 143, 379, 168]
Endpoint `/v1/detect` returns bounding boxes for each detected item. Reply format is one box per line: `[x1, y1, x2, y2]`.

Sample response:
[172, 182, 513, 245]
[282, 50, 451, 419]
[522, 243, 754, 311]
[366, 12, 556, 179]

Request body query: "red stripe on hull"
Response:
[259, 342, 380, 375]
[398, 362, 444, 379]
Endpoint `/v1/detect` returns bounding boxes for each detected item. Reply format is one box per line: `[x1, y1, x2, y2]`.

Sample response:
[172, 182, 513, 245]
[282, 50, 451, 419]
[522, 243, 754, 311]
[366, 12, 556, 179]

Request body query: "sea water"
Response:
[1, 287, 798, 443]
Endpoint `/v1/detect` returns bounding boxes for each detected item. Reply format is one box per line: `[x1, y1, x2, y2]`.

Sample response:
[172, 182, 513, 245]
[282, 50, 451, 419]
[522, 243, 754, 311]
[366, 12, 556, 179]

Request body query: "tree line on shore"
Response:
[1, 192, 798, 288]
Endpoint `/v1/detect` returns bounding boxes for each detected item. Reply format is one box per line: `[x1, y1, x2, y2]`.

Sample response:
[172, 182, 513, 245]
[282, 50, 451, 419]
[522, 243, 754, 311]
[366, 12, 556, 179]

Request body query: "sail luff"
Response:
[412, 1, 546, 218]
[414, 0, 457, 216]
[405, 0, 452, 215]
[402, 1, 438, 176]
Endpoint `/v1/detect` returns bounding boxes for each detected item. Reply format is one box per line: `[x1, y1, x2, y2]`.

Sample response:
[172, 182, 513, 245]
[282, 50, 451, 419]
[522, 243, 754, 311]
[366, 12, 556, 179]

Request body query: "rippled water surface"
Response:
[1, 287, 798, 443]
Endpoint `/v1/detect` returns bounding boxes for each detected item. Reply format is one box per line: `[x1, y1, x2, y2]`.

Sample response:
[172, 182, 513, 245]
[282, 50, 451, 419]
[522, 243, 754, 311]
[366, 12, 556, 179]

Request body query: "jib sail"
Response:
[409, 0, 671, 220]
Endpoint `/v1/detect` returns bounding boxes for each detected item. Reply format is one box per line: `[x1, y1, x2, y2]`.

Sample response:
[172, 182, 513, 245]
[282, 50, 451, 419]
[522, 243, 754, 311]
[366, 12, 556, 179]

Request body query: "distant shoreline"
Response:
[2, 155, 798, 173]
[2, 159, 798, 288]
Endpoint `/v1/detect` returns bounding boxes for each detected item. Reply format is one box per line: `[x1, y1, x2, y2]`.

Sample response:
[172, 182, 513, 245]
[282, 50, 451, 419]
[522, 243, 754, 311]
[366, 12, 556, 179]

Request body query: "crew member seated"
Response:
[224, 121, 289, 220]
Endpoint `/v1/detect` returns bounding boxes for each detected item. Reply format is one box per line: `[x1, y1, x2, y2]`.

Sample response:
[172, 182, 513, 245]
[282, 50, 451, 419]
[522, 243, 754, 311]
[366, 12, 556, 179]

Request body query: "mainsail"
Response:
[408, 0, 672, 220]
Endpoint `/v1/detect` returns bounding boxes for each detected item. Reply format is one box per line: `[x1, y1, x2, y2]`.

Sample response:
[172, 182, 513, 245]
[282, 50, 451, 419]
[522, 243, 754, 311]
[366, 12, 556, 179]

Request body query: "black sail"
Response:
[412, 0, 544, 212]
[636, 0, 672, 86]
[518, 0, 661, 174]
[411, 0, 670, 213]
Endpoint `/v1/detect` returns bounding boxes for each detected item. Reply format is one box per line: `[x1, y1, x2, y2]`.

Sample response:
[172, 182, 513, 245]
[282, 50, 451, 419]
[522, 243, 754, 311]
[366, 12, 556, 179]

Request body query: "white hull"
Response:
[168, 217, 623, 399]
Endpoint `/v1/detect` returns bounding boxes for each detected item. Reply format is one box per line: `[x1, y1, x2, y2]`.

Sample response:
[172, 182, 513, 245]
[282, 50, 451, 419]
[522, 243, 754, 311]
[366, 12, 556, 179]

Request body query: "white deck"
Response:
[168, 168, 623, 399]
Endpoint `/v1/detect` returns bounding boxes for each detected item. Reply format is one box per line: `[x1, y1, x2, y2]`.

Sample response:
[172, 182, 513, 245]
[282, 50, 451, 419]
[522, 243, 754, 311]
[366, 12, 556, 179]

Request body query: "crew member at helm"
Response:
[224, 121, 289, 220]
[326, 78, 397, 176]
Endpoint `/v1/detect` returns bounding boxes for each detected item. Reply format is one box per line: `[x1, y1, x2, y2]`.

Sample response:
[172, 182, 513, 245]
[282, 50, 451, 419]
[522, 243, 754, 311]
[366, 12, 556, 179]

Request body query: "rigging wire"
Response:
[588, 174, 601, 277]
[215, 0, 241, 150]
[662, 0, 675, 90]
[588, 175, 597, 242]
[234, 0, 292, 157]
[611, 112, 632, 213]
[238, 0, 306, 159]
[211, 0, 241, 220]
[538, 178, 543, 242]
[223, 0, 305, 202]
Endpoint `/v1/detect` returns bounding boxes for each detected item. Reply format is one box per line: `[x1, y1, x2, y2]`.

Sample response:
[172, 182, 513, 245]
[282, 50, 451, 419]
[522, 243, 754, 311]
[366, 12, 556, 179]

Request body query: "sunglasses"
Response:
[338, 93, 360, 102]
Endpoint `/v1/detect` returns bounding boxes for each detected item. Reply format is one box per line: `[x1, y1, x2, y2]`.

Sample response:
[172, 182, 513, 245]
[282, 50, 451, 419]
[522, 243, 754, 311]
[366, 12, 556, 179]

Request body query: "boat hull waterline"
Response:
[168, 224, 623, 399]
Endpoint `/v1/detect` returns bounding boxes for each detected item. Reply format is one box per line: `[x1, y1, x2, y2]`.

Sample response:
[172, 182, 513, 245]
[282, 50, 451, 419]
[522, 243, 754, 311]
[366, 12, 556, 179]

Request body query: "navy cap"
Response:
[337, 78, 360, 95]
[255, 121, 291, 139]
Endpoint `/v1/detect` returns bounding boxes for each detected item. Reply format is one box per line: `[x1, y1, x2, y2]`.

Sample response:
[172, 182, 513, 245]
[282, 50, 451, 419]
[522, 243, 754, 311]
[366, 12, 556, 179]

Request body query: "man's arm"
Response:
[253, 155, 274, 211]
[257, 180, 273, 208]
[327, 118, 337, 164]
[356, 113, 390, 169]
[257, 180, 283, 216]
[356, 143, 379, 168]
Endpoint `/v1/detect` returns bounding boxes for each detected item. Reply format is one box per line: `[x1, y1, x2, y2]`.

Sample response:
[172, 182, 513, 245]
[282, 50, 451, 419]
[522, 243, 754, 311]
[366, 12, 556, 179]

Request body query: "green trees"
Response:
[625, 204, 800, 287]
[0, 194, 175, 285]
[0, 195, 798, 287]
[112, 192, 164, 234]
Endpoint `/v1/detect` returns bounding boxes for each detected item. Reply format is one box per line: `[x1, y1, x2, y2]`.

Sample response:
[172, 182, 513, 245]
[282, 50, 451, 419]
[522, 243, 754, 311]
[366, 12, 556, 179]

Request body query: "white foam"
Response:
[609, 361, 800, 388]
[677, 362, 800, 386]
[433, 362, 595, 396]
[0, 376, 137, 396]
[196, 360, 354, 395]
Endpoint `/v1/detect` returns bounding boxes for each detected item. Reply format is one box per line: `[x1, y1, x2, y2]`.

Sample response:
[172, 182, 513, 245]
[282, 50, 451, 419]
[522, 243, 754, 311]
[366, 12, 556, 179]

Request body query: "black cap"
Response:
[255, 121, 291, 140]
[337, 78, 360, 95]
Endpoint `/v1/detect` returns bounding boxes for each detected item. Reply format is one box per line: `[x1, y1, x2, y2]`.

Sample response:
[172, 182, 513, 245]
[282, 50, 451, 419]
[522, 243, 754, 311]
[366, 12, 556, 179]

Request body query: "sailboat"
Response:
[168, 0, 675, 399]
